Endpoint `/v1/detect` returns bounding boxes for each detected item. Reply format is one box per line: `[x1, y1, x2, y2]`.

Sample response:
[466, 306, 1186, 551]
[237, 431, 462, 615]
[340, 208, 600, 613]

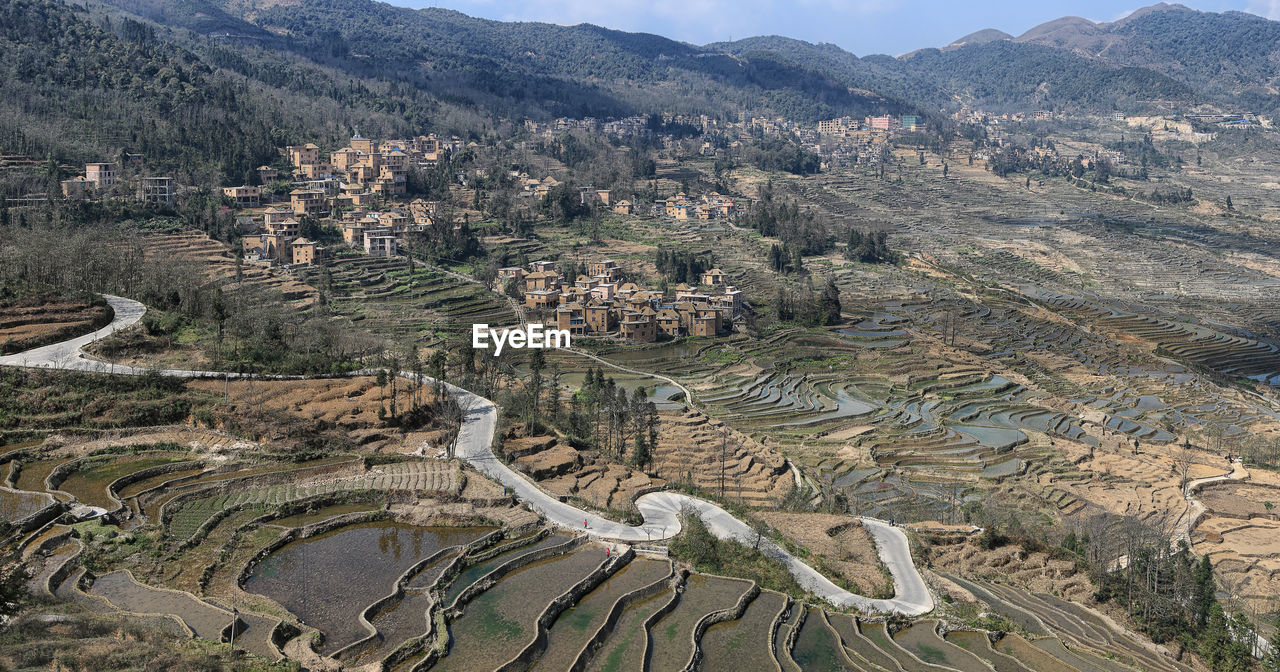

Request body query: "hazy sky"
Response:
[389, 0, 1278, 56]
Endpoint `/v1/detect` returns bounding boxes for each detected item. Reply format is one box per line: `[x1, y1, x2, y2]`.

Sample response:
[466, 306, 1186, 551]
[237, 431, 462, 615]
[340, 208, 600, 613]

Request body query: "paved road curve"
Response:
[1, 295, 933, 616]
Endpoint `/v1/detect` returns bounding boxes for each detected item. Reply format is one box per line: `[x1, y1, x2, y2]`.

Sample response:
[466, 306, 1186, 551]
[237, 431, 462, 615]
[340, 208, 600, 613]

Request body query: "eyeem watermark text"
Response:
[472, 324, 571, 356]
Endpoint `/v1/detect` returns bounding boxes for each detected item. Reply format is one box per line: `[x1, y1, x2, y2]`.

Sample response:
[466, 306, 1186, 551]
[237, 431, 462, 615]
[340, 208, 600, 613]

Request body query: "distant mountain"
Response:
[944, 28, 1012, 50]
[116, 0, 909, 123]
[92, 0, 1280, 119]
[712, 33, 1193, 115]
[949, 3, 1280, 108]
[5, 0, 1279, 186]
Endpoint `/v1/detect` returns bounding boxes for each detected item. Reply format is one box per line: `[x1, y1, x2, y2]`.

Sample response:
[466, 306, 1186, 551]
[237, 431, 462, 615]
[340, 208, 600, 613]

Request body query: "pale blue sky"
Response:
[389, 0, 1277, 56]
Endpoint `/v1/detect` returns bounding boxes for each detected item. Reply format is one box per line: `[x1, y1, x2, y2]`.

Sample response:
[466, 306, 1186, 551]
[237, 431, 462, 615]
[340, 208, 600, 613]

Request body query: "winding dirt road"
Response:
[1, 295, 933, 615]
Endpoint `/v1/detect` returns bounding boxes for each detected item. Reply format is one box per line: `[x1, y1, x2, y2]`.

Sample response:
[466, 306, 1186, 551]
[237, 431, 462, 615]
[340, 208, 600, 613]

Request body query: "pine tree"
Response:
[821, 277, 842, 325]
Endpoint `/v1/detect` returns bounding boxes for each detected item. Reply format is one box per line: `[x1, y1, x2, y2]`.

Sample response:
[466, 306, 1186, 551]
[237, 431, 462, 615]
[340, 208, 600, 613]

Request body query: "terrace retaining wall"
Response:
[496, 547, 634, 671]
[639, 568, 690, 671]
[567, 558, 676, 672]
[682, 579, 759, 672]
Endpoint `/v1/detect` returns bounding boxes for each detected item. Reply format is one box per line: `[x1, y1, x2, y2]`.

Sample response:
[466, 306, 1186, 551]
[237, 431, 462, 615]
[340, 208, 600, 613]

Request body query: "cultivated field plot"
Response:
[297, 257, 514, 342]
[142, 232, 317, 306]
[0, 295, 110, 355]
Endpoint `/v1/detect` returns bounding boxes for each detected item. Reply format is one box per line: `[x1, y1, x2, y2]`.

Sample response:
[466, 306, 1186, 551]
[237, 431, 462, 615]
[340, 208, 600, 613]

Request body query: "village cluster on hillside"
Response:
[500, 259, 743, 343]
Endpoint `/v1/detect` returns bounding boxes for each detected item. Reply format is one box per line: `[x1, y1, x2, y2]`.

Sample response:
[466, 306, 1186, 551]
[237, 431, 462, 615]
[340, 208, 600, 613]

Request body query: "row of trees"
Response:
[655, 247, 714, 284]
[773, 278, 842, 327]
[741, 184, 832, 255]
[767, 243, 805, 275]
[975, 499, 1274, 672]
[845, 228, 898, 264]
[563, 367, 660, 469]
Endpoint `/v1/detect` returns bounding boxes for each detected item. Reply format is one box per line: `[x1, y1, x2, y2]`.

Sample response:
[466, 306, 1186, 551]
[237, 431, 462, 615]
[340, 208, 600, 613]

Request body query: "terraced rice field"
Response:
[946, 630, 1034, 672]
[12, 456, 75, 501]
[87, 570, 231, 641]
[266, 503, 382, 528]
[26, 541, 78, 595]
[165, 459, 458, 540]
[533, 558, 671, 672]
[168, 506, 272, 593]
[56, 454, 187, 509]
[0, 487, 50, 521]
[137, 455, 359, 520]
[433, 546, 607, 671]
[114, 464, 206, 501]
[699, 590, 786, 672]
[829, 613, 907, 672]
[297, 258, 514, 341]
[774, 604, 803, 672]
[787, 608, 855, 671]
[244, 522, 493, 652]
[439, 533, 571, 608]
[585, 587, 675, 672]
[645, 574, 752, 670]
[342, 552, 463, 666]
[895, 621, 991, 672]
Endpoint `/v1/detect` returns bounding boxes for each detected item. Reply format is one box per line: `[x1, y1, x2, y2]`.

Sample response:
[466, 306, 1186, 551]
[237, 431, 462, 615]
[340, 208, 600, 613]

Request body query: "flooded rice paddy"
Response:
[585, 586, 674, 672]
[0, 487, 50, 521]
[699, 589, 785, 672]
[788, 607, 854, 671]
[533, 557, 670, 672]
[433, 545, 607, 671]
[88, 570, 230, 640]
[646, 574, 751, 671]
[244, 522, 492, 652]
[440, 533, 570, 607]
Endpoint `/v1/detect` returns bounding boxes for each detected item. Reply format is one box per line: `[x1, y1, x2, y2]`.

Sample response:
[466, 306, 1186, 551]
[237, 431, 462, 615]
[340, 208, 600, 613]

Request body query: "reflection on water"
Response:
[244, 522, 492, 652]
[89, 571, 229, 640]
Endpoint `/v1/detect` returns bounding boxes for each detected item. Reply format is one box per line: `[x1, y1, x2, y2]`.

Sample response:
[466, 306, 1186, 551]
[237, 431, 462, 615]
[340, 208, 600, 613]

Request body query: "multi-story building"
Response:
[363, 229, 398, 257]
[287, 144, 320, 168]
[223, 185, 261, 208]
[525, 287, 561, 309]
[289, 189, 327, 217]
[867, 115, 898, 131]
[587, 259, 620, 281]
[85, 163, 117, 191]
[620, 311, 657, 343]
[139, 177, 174, 206]
[291, 238, 318, 266]
[701, 268, 728, 286]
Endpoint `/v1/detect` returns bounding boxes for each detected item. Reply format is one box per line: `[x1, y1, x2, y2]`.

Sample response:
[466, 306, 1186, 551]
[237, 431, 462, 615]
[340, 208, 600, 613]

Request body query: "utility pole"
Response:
[719, 427, 728, 498]
[229, 607, 238, 650]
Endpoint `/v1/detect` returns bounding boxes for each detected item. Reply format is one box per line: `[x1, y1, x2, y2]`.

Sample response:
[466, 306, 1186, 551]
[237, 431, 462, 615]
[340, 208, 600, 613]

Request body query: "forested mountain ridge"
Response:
[0, 0, 437, 189]
[6, 0, 1280, 192]
[708, 35, 1195, 113]
[950, 3, 1280, 110]
[189, 0, 1276, 115]
[102, 0, 908, 122]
